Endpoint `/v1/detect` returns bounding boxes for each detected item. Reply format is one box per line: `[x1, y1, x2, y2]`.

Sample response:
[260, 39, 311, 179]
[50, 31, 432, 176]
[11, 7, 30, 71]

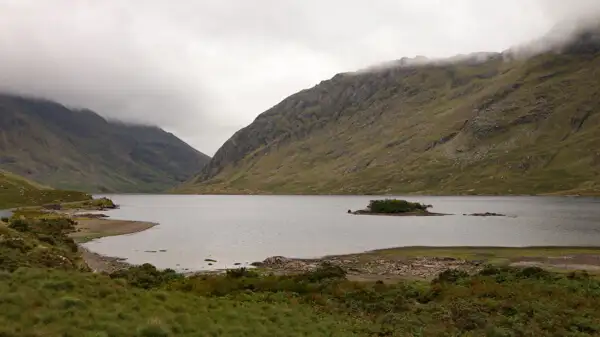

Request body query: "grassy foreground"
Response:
[3, 214, 600, 335]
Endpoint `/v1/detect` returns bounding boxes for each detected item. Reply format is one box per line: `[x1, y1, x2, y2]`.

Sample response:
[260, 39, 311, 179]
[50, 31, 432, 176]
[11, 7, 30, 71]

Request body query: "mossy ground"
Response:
[0, 170, 91, 209]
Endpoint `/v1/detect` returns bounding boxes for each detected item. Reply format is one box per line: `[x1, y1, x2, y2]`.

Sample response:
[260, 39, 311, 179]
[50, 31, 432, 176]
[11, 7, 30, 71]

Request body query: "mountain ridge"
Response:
[179, 24, 600, 195]
[0, 93, 210, 192]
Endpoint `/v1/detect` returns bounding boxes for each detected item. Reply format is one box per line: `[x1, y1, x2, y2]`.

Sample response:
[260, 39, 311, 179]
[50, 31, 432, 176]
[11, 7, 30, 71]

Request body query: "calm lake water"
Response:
[84, 195, 600, 271]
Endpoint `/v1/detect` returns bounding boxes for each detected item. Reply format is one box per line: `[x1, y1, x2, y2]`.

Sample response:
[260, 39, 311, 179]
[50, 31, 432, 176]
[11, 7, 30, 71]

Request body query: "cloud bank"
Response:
[0, 0, 599, 154]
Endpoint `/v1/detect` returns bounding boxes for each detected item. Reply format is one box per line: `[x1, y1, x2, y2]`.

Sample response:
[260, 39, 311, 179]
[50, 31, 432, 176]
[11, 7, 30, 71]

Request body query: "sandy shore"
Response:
[69, 217, 157, 273]
[70, 218, 157, 243]
[79, 246, 132, 273]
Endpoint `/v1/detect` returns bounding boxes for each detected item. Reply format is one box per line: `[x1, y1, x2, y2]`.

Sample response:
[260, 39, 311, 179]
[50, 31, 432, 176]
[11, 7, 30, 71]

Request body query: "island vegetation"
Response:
[351, 199, 443, 216]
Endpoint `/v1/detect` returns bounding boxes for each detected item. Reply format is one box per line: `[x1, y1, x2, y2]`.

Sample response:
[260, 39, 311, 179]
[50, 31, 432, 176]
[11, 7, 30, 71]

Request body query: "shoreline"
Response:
[71, 217, 157, 243]
[68, 214, 157, 273]
[172, 190, 600, 197]
[250, 245, 600, 281]
[61, 201, 600, 278]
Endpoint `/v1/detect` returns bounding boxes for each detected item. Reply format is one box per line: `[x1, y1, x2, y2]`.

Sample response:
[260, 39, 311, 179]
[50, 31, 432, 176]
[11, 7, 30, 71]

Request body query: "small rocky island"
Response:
[349, 199, 447, 216]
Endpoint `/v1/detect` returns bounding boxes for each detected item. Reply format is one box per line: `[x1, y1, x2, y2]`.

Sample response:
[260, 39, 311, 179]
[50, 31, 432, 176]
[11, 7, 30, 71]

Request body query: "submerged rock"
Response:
[467, 212, 506, 217]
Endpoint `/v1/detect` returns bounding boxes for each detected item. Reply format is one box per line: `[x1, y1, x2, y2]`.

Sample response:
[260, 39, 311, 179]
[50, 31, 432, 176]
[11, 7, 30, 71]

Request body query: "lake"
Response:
[83, 195, 600, 271]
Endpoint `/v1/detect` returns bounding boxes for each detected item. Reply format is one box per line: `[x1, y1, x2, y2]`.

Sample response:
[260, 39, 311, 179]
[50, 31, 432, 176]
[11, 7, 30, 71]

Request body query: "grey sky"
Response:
[0, 0, 599, 155]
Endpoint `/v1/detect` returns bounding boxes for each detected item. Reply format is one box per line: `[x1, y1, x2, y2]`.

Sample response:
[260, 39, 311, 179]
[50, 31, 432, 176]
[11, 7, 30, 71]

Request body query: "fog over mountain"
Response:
[1, 0, 599, 154]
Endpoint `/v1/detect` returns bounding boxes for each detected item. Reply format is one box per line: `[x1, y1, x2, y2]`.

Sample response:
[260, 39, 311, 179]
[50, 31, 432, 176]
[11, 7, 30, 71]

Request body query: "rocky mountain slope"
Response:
[179, 25, 600, 195]
[0, 94, 210, 192]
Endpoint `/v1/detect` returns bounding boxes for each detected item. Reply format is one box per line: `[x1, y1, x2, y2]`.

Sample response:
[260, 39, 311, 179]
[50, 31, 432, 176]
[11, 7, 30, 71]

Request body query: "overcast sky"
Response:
[0, 0, 599, 155]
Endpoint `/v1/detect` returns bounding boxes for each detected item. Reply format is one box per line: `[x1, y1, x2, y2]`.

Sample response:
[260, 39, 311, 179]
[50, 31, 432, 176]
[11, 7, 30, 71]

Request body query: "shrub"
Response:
[433, 269, 470, 284]
[1, 217, 82, 272]
[296, 263, 347, 282]
[367, 199, 431, 214]
[226, 267, 259, 279]
[110, 264, 183, 289]
[88, 197, 117, 210]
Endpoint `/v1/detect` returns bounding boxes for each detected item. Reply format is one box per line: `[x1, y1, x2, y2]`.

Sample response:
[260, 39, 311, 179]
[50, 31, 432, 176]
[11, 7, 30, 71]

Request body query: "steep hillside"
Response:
[180, 27, 600, 195]
[0, 170, 90, 209]
[0, 95, 210, 192]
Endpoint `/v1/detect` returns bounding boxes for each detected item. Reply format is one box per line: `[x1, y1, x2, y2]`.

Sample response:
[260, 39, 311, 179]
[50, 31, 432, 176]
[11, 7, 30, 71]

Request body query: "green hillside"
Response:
[0, 94, 210, 192]
[0, 170, 90, 209]
[180, 27, 600, 196]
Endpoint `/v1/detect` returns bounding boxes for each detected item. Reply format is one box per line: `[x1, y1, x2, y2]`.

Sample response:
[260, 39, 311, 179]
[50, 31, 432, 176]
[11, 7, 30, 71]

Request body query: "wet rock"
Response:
[263, 256, 291, 266]
[258, 254, 483, 280]
[468, 212, 506, 217]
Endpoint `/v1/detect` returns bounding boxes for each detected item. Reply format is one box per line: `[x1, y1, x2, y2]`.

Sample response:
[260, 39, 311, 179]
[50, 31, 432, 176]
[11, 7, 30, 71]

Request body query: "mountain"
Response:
[0, 170, 91, 209]
[178, 25, 600, 196]
[0, 94, 210, 192]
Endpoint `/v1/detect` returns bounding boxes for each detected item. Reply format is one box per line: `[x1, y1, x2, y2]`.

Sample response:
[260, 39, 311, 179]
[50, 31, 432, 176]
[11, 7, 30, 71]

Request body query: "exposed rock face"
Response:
[179, 25, 600, 195]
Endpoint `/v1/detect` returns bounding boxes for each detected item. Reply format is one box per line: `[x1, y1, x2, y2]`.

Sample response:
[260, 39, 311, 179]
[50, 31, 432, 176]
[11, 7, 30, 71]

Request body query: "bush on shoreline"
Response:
[105, 262, 600, 336]
[1, 217, 86, 272]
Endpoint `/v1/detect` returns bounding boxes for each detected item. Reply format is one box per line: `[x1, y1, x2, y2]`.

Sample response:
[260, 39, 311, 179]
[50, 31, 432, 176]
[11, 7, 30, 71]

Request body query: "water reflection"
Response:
[84, 195, 600, 271]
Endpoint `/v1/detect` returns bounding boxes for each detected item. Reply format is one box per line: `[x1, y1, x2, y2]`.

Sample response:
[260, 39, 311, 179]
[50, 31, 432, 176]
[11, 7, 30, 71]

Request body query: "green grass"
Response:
[0, 268, 365, 337]
[364, 246, 600, 267]
[4, 264, 600, 337]
[0, 216, 88, 272]
[23, 262, 600, 336]
[0, 170, 91, 209]
[369, 246, 600, 258]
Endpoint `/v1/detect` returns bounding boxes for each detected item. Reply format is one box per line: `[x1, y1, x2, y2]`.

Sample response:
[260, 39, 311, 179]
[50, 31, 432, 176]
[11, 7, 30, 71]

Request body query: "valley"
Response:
[1, 6, 600, 335]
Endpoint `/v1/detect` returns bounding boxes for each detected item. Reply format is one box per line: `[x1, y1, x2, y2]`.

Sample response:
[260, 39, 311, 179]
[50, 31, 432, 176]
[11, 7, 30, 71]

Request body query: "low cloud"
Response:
[0, 1, 599, 154]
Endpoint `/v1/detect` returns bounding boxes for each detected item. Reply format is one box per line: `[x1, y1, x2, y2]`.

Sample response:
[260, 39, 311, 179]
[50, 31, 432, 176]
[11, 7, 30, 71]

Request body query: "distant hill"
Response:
[179, 25, 600, 196]
[0, 170, 91, 209]
[0, 94, 210, 192]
